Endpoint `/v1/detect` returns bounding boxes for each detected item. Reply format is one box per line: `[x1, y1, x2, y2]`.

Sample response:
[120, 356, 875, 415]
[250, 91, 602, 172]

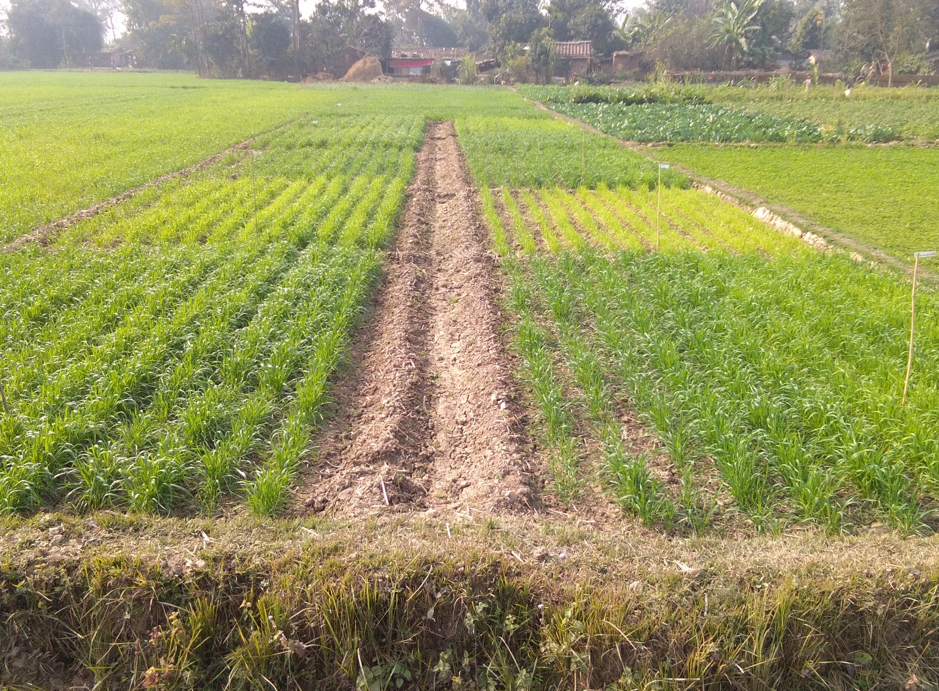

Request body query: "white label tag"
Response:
[915, 250, 937, 258]
[659, 163, 670, 169]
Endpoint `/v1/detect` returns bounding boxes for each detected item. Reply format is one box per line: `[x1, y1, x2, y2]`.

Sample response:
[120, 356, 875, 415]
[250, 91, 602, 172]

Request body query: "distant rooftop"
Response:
[391, 47, 469, 60]
[548, 41, 593, 59]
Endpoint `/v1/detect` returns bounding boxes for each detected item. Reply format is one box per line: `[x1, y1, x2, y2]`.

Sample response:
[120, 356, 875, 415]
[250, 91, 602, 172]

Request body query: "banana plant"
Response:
[707, 0, 765, 68]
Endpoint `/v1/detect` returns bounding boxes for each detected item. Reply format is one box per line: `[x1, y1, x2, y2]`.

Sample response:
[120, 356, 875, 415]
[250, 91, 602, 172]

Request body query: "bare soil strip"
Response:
[303, 122, 535, 518]
[1, 122, 295, 253]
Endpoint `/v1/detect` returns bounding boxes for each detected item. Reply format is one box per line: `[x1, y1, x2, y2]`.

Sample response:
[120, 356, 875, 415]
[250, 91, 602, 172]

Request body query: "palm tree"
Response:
[708, 0, 764, 67]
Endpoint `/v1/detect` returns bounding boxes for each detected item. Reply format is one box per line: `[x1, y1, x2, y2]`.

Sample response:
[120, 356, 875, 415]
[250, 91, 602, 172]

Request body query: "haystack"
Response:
[341, 56, 383, 82]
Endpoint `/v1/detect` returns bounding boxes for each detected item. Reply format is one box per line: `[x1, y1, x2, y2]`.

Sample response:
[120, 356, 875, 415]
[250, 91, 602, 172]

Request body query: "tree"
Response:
[122, 0, 202, 71]
[707, 0, 765, 67]
[439, 0, 489, 51]
[251, 11, 290, 76]
[548, 0, 620, 54]
[7, 0, 102, 67]
[620, 7, 672, 49]
[841, 0, 924, 85]
[481, 0, 543, 56]
[790, 7, 824, 52]
[642, 11, 724, 69]
[75, 0, 121, 42]
[747, 0, 793, 66]
[202, 11, 244, 74]
[383, 0, 430, 46]
[416, 11, 459, 46]
[650, 0, 712, 20]
[304, 0, 391, 75]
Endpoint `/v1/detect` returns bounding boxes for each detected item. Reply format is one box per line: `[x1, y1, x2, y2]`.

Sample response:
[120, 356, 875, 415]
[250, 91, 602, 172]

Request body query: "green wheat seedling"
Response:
[480, 186, 510, 257]
[501, 188, 537, 255]
[607, 443, 676, 530]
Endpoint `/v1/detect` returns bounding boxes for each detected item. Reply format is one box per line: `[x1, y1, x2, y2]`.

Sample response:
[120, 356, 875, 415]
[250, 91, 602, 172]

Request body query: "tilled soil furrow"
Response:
[299, 133, 437, 517]
[423, 123, 533, 514]
[302, 122, 534, 518]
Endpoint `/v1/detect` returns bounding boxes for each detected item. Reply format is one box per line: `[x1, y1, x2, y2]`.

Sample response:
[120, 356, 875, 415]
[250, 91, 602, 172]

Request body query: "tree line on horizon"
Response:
[0, 0, 936, 81]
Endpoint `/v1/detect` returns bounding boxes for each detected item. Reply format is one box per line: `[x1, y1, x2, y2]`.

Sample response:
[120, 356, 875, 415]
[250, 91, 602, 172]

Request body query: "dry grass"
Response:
[2, 511, 937, 690]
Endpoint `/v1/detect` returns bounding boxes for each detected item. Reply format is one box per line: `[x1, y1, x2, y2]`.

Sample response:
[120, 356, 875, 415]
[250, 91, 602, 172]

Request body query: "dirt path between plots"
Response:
[0, 120, 299, 253]
[299, 121, 536, 519]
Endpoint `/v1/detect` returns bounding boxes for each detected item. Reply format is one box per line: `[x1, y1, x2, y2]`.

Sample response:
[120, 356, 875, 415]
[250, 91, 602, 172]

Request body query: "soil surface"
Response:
[299, 122, 536, 518]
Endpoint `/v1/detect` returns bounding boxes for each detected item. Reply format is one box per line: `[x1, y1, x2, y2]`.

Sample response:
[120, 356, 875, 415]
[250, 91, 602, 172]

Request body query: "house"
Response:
[96, 46, 136, 69]
[611, 50, 643, 74]
[388, 47, 469, 76]
[547, 40, 594, 77]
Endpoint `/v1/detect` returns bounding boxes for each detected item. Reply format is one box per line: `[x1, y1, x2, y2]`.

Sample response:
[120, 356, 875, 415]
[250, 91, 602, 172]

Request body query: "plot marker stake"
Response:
[0, 382, 7, 415]
[249, 150, 262, 236]
[657, 164, 669, 252]
[903, 250, 936, 405]
[581, 129, 586, 187]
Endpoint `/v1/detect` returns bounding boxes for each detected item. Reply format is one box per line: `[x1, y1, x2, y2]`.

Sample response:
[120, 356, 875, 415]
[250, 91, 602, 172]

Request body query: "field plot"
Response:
[0, 113, 420, 516]
[525, 84, 939, 263]
[520, 85, 897, 143]
[482, 180, 939, 533]
[659, 144, 939, 261]
[3, 79, 939, 691]
[456, 115, 687, 187]
[706, 83, 939, 141]
[0, 73, 537, 245]
[0, 73, 324, 244]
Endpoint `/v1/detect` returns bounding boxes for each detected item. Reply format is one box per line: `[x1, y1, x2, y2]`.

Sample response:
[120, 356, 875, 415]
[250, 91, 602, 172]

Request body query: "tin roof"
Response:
[391, 47, 469, 60]
[548, 41, 593, 58]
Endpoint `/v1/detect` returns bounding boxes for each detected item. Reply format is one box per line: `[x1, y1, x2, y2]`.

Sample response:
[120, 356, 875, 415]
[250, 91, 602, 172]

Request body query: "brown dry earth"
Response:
[300, 122, 536, 519]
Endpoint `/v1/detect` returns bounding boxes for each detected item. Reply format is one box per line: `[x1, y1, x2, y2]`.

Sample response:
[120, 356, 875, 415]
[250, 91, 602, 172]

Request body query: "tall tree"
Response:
[123, 0, 203, 71]
[747, 0, 793, 65]
[250, 11, 291, 76]
[481, 0, 543, 55]
[384, 0, 431, 46]
[439, 0, 489, 50]
[75, 0, 120, 41]
[7, 0, 102, 67]
[620, 7, 673, 49]
[304, 0, 391, 74]
[707, 0, 764, 66]
[789, 6, 824, 51]
[841, 0, 924, 84]
[548, 0, 620, 54]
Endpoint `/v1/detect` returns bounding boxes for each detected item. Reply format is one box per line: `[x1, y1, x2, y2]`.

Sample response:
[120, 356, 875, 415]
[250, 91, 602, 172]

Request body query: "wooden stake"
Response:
[0, 382, 7, 415]
[580, 130, 585, 188]
[380, 477, 389, 505]
[656, 165, 662, 252]
[902, 255, 920, 406]
[251, 152, 259, 236]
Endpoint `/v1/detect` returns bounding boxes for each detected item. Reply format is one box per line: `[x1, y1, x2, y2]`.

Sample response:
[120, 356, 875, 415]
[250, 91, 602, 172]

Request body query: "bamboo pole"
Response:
[902, 255, 921, 406]
[656, 164, 662, 252]
[580, 130, 585, 188]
